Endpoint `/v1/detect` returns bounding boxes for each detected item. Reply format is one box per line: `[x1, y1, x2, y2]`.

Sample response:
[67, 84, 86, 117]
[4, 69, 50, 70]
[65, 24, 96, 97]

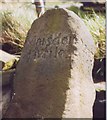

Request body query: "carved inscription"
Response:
[31, 33, 72, 59]
[25, 33, 78, 61]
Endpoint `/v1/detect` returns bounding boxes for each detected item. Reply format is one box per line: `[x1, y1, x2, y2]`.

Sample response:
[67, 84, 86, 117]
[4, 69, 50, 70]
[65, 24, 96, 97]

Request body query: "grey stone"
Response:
[5, 8, 96, 118]
[2, 86, 12, 116]
[1, 69, 15, 86]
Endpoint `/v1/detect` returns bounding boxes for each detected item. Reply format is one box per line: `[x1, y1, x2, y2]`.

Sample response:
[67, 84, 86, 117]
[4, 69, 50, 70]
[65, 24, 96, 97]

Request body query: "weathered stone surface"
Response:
[5, 8, 96, 118]
[1, 69, 15, 86]
[2, 85, 12, 116]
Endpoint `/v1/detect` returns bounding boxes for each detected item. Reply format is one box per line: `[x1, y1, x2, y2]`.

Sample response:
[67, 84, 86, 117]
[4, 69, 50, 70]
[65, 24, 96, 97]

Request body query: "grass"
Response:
[69, 6, 106, 59]
[1, 2, 36, 45]
[82, 12, 105, 59]
[1, 2, 106, 59]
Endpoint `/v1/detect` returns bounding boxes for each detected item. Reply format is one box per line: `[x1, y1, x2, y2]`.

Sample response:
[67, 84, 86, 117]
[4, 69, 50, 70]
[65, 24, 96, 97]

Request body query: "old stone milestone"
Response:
[4, 8, 96, 118]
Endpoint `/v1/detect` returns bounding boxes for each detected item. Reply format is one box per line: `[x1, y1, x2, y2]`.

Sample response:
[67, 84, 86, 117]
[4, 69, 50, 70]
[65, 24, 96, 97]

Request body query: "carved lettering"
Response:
[26, 33, 77, 60]
[61, 36, 69, 44]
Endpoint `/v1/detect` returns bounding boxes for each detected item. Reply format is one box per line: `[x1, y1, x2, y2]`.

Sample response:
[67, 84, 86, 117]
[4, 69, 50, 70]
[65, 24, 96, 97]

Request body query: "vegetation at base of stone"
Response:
[3, 58, 19, 71]
[1, 2, 106, 59]
[68, 6, 106, 59]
